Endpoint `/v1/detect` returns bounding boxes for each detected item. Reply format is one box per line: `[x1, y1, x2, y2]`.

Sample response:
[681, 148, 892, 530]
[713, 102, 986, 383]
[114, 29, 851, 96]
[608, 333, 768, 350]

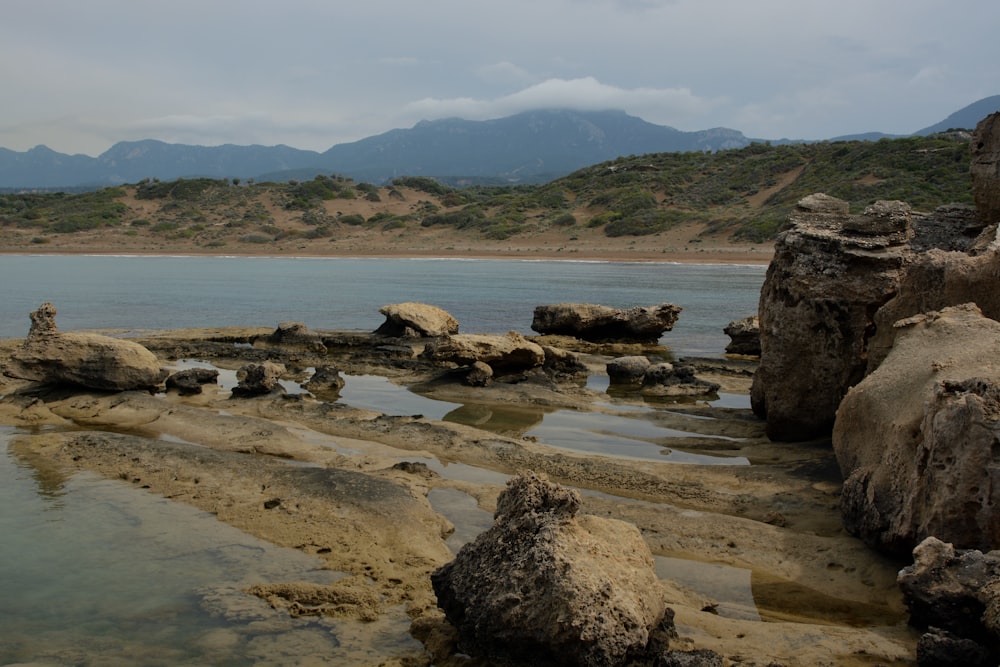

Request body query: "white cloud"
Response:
[403, 77, 723, 128]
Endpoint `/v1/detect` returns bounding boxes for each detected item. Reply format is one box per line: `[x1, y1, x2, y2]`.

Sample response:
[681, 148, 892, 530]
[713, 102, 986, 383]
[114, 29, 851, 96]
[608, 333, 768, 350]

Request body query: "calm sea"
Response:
[0, 254, 766, 357]
[0, 255, 767, 665]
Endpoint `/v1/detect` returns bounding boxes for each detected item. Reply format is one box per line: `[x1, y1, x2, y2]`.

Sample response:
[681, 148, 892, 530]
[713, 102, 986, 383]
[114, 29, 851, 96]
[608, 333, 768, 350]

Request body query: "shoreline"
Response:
[0, 246, 774, 265]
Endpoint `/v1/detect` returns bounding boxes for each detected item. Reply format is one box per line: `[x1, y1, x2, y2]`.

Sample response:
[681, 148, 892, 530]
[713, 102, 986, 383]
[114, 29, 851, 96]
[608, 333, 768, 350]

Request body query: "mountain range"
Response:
[2, 96, 998, 190]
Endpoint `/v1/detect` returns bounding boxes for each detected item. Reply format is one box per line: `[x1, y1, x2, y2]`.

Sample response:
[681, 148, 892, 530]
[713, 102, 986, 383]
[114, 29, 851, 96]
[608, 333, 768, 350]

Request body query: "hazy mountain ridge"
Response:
[1, 98, 997, 190]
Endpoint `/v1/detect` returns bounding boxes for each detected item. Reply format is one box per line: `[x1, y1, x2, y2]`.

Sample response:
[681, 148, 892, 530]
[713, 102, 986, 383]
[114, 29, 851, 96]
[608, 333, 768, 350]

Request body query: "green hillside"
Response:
[0, 134, 974, 249]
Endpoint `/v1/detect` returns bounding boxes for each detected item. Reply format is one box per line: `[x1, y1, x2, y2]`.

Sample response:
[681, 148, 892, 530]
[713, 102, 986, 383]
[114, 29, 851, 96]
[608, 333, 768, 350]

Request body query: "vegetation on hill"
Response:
[0, 134, 974, 250]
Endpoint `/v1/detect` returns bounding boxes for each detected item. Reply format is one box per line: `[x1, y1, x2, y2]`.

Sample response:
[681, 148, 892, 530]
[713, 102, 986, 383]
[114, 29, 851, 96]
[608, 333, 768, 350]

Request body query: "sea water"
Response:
[0, 255, 767, 664]
[0, 255, 766, 357]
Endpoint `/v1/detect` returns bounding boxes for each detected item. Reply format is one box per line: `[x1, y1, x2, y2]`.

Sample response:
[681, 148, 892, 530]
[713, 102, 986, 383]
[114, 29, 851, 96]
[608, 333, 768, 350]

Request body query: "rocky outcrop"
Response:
[972, 112, 1000, 225]
[4, 302, 167, 392]
[264, 321, 326, 353]
[431, 472, 673, 666]
[723, 315, 760, 356]
[751, 194, 911, 441]
[421, 331, 545, 374]
[833, 304, 1000, 555]
[607, 355, 652, 384]
[898, 537, 1000, 667]
[531, 303, 681, 343]
[232, 361, 286, 397]
[641, 363, 720, 397]
[165, 367, 219, 395]
[541, 345, 589, 381]
[374, 302, 459, 338]
[303, 365, 345, 397]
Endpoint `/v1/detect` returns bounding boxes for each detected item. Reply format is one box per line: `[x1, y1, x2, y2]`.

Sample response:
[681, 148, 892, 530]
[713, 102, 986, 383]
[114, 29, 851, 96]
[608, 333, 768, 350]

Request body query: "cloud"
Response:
[402, 77, 723, 127]
[476, 61, 536, 86]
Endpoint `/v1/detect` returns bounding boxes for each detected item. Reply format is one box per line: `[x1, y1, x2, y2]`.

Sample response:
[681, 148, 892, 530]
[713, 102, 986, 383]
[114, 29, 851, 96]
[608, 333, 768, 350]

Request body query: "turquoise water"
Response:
[0, 255, 765, 357]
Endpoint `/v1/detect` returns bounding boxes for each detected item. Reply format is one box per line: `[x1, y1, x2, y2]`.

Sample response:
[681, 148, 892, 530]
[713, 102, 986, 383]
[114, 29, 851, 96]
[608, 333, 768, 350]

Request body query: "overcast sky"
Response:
[2, 0, 997, 156]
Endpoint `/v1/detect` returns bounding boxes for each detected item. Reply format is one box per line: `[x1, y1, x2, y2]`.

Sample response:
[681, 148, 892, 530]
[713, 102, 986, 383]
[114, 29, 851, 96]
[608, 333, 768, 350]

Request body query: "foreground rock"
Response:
[972, 112, 1000, 225]
[431, 472, 673, 666]
[531, 303, 681, 343]
[165, 367, 219, 395]
[374, 302, 459, 338]
[3, 302, 167, 392]
[607, 357, 720, 397]
[898, 537, 1000, 666]
[834, 304, 1000, 555]
[751, 194, 911, 441]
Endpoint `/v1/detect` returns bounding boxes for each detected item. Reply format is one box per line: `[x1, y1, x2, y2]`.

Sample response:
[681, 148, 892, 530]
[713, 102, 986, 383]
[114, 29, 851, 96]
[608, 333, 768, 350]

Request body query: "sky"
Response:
[2, 0, 997, 157]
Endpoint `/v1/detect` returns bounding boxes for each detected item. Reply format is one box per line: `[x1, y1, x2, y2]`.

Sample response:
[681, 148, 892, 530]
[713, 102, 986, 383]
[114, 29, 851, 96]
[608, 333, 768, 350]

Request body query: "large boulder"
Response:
[751, 194, 911, 441]
[4, 302, 167, 392]
[374, 302, 459, 338]
[531, 303, 681, 343]
[833, 304, 1000, 555]
[431, 472, 672, 666]
[898, 537, 1000, 667]
[972, 112, 1000, 226]
[421, 331, 544, 373]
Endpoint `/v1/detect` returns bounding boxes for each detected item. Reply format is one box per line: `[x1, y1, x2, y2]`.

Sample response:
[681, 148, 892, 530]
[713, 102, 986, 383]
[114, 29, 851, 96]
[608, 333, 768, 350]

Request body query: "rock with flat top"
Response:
[4, 302, 167, 392]
[421, 331, 544, 373]
[531, 302, 681, 343]
[374, 302, 459, 338]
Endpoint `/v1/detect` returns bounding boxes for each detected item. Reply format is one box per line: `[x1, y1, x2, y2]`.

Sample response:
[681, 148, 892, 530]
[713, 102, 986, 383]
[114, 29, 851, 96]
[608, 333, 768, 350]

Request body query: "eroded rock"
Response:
[264, 321, 326, 353]
[374, 302, 459, 338]
[232, 361, 287, 397]
[165, 367, 219, 395]
[531, 303, 681, 343]
[431, 471, 672, 666]
[898, 537, 1000, 666]
[4, 302, 167, 392]
[723, 315, 760, 356]
[421, 331, 544, 373]
[972, 112, 1000, 226]
[834, 304, 1000, 555]
[751, 195, 911, 440]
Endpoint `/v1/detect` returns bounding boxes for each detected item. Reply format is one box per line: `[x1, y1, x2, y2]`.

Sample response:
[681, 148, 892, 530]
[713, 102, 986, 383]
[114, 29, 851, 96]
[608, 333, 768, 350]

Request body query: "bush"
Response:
[239, 233, 272, 244]
[339, 214, 365, 226]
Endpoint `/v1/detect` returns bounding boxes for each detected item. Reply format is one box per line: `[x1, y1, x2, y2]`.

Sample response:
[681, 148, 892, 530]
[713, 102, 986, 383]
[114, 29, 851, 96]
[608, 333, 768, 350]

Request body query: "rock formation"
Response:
[723, 315, 760, 356]
[972, 112, 1000, 225]
[431, 472, 673, 666]
[531, 302, 681, 343]
[232, 361, 286, 397]
[165, 367, 219, 395]
[898, 537, 1000, 667]
[4, 302, 167, 392]
[606, 355, 652, 384]
[374, 302, 459, 338]
[751, 194, 912, 441]
[641, 363, 720, 397]
[421, 331, 545, 374]
[303, 365, 345, 397]
[264, 321, 326, 353]
[833, 304, 1000, 555]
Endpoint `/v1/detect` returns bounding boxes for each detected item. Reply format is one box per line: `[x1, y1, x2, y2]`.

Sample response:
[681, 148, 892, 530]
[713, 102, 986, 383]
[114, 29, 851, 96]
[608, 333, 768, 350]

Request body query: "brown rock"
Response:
[751, 195, 910, 440]
[4, 302, 167, 392]
[232, 361, 286, 397]
[531, 302, 681, 343]
[431, 472, 672, 666]
[972, 112, 1000, 226]
[834, 304, 1000, 555]
[421, 331, 544, 373]
[723, 315, 760, 356]
[374, 302, 459, 338]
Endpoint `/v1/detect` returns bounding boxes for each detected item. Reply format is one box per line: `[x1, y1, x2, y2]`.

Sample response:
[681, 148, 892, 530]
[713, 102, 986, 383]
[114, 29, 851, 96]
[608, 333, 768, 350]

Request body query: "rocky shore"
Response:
[3, 112, 999, 666]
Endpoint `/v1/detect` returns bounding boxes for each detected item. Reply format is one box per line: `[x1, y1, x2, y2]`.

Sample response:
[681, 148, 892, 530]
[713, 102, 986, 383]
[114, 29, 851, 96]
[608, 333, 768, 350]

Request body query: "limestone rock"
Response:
[421, 331, 544, 373]
[303, 365, 345, 398]
[723, 315, 760, 356]
[4, 302, 167, 392]
[541, 345, 589, 380]
[374, 302, 459, 338]
[531, 302, 681, 343]
[751, 195, 911, 441]
[641, 363, 720, 397]
[897, 537, 1000, 666]
[972, 112, 1000, 226]
[607, 355, 652, 384]
[232, 361, 286, 397]
[165, 367, 219, 395]
[833, 304, 1000, 555]
[431, 472, 672, 666]
[464, 360, 493, 387]
[265, 321, 326, 353]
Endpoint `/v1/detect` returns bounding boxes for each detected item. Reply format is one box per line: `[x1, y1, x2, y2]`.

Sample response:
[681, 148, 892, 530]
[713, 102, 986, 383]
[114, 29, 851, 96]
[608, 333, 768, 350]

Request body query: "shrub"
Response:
[339, 214, 365, 226]
[239, 233, 272, 244]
